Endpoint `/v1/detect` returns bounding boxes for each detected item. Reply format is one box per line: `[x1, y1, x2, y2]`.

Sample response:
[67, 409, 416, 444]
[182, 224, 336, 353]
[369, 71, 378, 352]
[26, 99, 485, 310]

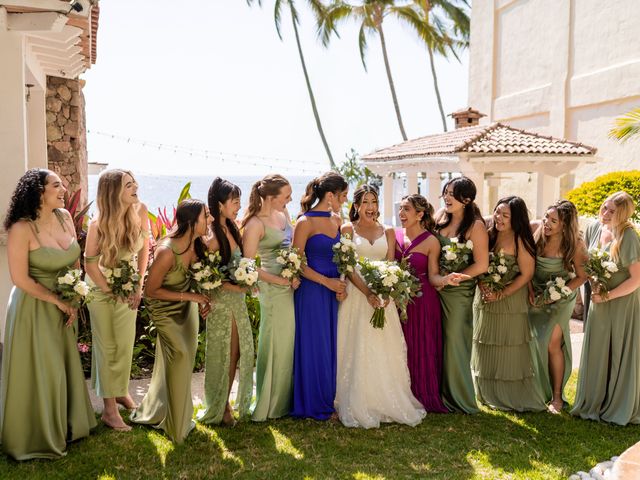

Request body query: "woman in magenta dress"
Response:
[395, 194, 466, 413]
[291, 172, 348, 420]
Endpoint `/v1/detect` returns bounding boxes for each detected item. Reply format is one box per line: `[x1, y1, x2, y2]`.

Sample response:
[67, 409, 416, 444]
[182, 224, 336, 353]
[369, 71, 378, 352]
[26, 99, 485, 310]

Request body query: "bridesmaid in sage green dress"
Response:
[572, 191, 640, 425]
[434, 177, 488, 414]
[84, 169, 150, 431]
[528, 200, 587, 414]
[130, 200, 210, 443]
[472, 196, 546, 412]
[1, 169, 96, 460]
[197, 178, 254, 426]
[242, 175, 298, 421]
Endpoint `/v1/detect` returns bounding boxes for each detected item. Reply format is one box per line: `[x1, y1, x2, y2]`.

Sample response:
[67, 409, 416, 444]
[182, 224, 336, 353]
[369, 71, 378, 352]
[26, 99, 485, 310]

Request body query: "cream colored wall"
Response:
[468, 0, 640, 217]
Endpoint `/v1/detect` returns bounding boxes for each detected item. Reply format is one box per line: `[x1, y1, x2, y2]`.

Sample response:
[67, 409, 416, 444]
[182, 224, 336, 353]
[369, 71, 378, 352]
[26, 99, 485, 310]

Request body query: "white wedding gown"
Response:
[335, 232, 426, 428]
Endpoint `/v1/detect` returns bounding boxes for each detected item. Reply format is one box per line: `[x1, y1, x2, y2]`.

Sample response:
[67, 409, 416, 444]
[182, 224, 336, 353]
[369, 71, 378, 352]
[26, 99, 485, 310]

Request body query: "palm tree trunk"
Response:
[378, 25, 408, 141]
[290, 4, 335, 169]
[428, 44, 447, 132]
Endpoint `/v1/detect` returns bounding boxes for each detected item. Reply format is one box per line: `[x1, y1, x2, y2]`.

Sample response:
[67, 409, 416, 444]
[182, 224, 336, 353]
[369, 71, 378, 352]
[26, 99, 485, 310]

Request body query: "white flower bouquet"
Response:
[533, 273, 576, 309]
[585, 248, 618, 299]
[190, 250, 225, 295]
[359, 257, 422, 327]
[440, 238, 474, 274]
[479, 250, 519, 295]
[102, 257, 141, 301]
[56, 266, 91, 309]
[332, 233, 358, 280]
[227, 253, 260, 289]
[275, 246, 306, 280]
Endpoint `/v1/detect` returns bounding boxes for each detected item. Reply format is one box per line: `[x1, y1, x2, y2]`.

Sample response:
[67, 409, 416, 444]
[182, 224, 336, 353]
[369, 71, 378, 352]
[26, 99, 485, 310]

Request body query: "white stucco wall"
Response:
[468, 0, 640, 215]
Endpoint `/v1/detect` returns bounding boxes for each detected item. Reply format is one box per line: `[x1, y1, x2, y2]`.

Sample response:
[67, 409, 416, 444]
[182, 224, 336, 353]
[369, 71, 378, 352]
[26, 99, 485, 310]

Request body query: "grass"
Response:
[1, 372, 638, 479]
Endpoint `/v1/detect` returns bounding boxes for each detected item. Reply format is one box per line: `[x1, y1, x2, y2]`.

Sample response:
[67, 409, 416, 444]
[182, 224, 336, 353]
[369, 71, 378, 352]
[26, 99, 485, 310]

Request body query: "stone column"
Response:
[406, 171, 419, 195]
[382, 173, 394, 226]
[46, 76, 88, 206]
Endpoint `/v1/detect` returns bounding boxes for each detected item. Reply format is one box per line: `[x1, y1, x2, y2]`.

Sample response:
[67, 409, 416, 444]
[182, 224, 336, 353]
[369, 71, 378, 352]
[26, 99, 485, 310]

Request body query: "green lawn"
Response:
[1, 372, 637, 479]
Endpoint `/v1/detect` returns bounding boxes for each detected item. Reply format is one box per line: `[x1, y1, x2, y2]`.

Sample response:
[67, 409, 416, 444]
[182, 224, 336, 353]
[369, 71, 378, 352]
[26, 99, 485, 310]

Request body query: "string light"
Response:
[87, 129, 327, 174]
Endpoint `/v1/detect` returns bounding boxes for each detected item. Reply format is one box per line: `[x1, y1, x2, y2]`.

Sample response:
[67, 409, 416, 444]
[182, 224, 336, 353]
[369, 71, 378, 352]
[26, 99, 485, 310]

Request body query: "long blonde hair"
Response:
[241, 174, 290, 228]
[95, 169, 141, 267]
[601, 191, 635, 262]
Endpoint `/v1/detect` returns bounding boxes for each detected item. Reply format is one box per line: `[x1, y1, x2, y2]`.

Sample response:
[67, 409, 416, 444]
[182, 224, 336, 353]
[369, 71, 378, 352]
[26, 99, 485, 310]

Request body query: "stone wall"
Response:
[46, 76, 88, 206]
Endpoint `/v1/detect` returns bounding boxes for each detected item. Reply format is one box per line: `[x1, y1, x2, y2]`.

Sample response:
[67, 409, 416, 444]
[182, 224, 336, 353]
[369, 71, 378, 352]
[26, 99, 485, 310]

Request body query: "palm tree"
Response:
[320, 1, 411, 141]
[609, 107, 640, 142]
[247, 0, 336, 168]
[403, 0, 470, 132]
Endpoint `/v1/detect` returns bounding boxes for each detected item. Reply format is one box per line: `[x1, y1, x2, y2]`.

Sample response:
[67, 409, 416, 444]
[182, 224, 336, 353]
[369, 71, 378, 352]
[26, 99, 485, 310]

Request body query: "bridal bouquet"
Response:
[532, 272, 576, 309]
[332, 233, 358, 280]
[359, 258, 422, 327]
[275, 246, 306, 280]
[56, 266, 91, 309]
[478, 250, 519, 294]
[102, 257, 141, 300]
[190, 250, 225, 295]
[227, 254, 260, 290]
[440, 238, 473, 274]
[585, 248, 618, 299]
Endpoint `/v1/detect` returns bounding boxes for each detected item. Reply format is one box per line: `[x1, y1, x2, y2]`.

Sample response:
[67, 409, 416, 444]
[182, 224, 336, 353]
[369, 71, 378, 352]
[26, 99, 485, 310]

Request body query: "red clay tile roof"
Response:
[362, 123, 597, 162]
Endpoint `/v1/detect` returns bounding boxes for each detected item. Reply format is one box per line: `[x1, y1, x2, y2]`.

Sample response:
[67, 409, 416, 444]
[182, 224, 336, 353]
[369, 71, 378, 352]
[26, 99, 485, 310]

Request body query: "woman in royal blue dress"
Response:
[291, 171, 348, 420]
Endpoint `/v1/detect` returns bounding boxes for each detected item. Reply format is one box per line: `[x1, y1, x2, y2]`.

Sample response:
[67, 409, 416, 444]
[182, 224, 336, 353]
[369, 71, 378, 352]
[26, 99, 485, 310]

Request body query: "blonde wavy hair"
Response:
[600, 191, 635, 262]
[95, 169, 141, 268]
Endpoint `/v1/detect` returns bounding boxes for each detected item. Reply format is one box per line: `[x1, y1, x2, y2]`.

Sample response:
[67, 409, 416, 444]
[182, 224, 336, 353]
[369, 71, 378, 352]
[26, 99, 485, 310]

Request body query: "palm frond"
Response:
[274, 0, 285, 40]
[319, 2, 353, 47]
[609, 107, 640, 142]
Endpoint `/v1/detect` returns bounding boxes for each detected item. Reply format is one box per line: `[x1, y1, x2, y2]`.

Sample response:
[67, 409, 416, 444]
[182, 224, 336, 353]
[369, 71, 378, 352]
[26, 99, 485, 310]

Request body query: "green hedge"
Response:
[566, 170, 640, 223]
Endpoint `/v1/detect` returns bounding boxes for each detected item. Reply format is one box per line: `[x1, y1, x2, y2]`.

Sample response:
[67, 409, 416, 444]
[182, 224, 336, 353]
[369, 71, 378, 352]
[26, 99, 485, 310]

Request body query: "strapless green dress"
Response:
[130, 242, 199, 443]
[1, 240, 96, 460]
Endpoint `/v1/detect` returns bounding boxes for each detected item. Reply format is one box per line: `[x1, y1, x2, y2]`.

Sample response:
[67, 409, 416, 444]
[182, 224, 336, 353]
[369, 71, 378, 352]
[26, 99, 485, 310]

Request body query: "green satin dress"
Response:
[197, 248, 254, 424]
[252, 223, 295, 421]
[0, 219, 96, 460]
[528, 257, 576, 404]
[471, 254, 547, 412]
[86, 232, 145, 398]
[437, 235, 479, 414]
[571, 223, 640, 425]
[130, 241, 199, 443]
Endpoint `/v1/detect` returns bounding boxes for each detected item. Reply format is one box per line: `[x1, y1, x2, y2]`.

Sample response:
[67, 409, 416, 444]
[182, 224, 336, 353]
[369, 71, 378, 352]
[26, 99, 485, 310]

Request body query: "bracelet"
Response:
[180, 292, 184, 302]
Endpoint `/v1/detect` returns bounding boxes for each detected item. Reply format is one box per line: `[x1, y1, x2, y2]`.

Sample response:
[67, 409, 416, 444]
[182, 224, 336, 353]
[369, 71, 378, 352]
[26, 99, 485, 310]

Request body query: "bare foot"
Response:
[222, 404, 236, 427]
[116, 395, 137, 410]
[101, 413, 132, 432]
[547, 399, 563, 415]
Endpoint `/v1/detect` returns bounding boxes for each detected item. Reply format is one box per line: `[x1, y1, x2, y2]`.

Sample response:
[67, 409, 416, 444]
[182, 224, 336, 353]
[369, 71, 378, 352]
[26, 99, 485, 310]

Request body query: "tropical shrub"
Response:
[566, 170, 640, 223]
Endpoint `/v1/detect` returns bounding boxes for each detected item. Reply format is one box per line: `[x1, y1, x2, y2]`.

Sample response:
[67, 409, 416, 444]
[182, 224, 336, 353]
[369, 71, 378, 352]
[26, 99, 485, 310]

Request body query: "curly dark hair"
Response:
[3, 169, 50, 230]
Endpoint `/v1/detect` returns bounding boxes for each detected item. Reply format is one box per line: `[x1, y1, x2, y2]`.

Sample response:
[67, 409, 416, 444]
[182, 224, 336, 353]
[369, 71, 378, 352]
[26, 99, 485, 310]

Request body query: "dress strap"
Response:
[395, 228, 406, 253]
[407, 230, 432, 252]
[53, 208, 68, 232]
[27, 220, 42, 248]
[304, 211, 331, 218]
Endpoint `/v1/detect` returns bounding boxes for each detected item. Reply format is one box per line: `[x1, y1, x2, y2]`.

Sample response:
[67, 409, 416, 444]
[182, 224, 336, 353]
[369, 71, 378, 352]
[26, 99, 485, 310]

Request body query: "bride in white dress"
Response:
[335, 185, 426, 428]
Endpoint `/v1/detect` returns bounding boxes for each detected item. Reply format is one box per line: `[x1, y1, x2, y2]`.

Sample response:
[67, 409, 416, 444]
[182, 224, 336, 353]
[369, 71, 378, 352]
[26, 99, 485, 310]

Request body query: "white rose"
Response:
[549, 289, 562, 301]
[449, 237, 458, 244]
[208, 254, 216, 262]
[113, 268, 122, 278]
[62, 272, 75, 285]
[288, 253, 298, 262]
[341, 244, 350, 253]
[334, 243, 341, 249]
[281, 269, 293, 279]
[492, 274, 501, 282]
[466, 240, 474, 249]
[201, 281, 215, 290]
[276, 256, 286, 265]
[103, 268, 113, 278]
[122, 282, 134, 292]
[499, 257, 506, 265]
[444, 251, 457, 261]
[192, 262, 202, 270]
[604, 272, 611, 279]
[568, 272, 576, 279]
[497, 265, 507, 274]
[247, 272, 259, 285]
[604, 262, 618, 273]
[293, 259, 301, 269]
[555, 277, 566, 287]
[73, 281, 90, 296]
[234, 269, 247, 281]
[193, 271, 204, 282]
[561, 286, 572, 296]
[346, 265, 354, 273]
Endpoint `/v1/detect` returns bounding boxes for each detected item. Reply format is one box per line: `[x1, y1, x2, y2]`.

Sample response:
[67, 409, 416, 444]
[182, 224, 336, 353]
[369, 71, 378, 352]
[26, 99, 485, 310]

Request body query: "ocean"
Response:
[87, 174, 316, 218]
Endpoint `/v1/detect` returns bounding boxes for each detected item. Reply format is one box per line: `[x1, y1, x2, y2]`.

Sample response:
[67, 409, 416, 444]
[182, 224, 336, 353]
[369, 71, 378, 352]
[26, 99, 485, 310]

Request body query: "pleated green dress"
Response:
[528, 257, 576, 404]
[86, 233, 145, 399]
[252, 223, 295, 421]
[1, 223, 96, 460]
[197, 249, 254, 424]
[437, 235, 479, 414]
[130, 242, 199, 443]
[571, 223, 640, 425]
[472, 256, 547, 412]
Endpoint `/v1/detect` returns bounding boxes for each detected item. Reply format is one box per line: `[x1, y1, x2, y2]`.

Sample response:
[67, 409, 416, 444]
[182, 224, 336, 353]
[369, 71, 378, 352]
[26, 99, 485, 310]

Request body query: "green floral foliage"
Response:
[566, 170, 640, 223]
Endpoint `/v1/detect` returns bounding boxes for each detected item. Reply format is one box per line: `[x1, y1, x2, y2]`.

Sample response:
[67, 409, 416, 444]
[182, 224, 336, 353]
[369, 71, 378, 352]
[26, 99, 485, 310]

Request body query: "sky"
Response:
[82, 0, 469, 177]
